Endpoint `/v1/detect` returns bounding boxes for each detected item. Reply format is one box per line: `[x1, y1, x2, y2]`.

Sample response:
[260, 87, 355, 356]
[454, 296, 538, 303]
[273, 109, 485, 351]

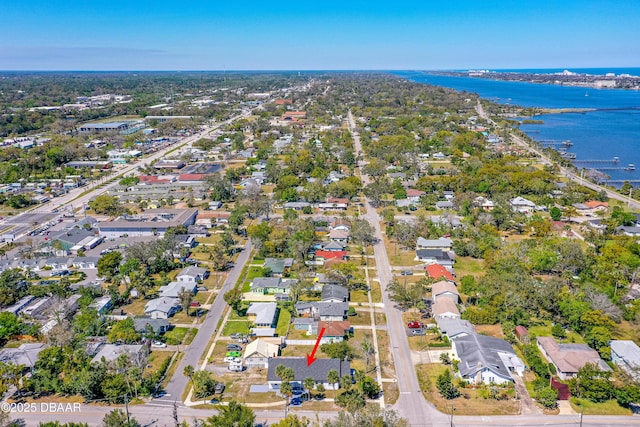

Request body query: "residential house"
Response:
[432, 298, 460, 319]
[322, 241, 346, 252]
[90, 296, 112, 315]
[473, 196, 495, 211]
[187, 225, 210, 237]
[173, 234, 196, 249]
[578, 200, 609, 215]
[176, 266, 209, 282]
[22, 297, 53, 318]
[432, 281, 460, 303]
[329, 229, 349, 244]
[415, 249, 455, 269]
[284, 201, 311, 211]
[435, 317, 474, 340]
[144, 298, 180, 319]
[617, 226, 640, 237]
[159, 281, 197, 298]
[416, 237, 453, 251]
[295, 302, 349, 321]
[321, 285, 349, 303]
[71, 257, 99, 269]
[243, 339, 280, 368]
[312, 250, 348, 265]
[91, 344, 147, 364]
[247, 303, 278, 328]
[510, 196, 536, 214]
[406, 189, 426, 202]
[443, 191, 455, 200]
[263, 258, 294, 276]
[425, 264, 455, 282]
[133, 317, 170, 335]
[330, 219, 351, 232]
[250, 278, 296, 295]
[44, 257, 70, 271]
[317, 321, 351, 344]
[267, 357, 351, 391]
[452, 333, 524, 385]
[396, 199, 418, 209]
[292, 318, 316, 334]
[0, 343, 47, 372]
[436, 201, 454, 210]
[537, 336, 611, 380]
[611, 340, 640, 381]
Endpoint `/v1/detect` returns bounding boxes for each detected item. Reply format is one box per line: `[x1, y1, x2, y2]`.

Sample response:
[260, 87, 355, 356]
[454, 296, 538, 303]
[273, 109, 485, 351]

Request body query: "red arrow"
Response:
[306, 327, 326, 366]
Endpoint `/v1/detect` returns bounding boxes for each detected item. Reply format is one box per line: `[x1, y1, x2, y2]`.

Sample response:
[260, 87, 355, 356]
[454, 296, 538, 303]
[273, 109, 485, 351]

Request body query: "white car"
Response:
[223, 357, 241, 364]
[151, 341, 167, 348]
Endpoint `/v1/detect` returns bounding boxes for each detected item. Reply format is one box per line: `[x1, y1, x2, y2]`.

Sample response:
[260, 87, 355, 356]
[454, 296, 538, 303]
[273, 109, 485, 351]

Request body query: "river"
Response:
[397, 70, 640, 184]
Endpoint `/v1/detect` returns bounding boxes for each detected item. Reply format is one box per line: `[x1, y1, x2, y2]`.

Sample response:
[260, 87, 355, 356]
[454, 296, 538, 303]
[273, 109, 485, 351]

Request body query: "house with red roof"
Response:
[138, 175, 172, 185]
[425, 264, 455, 282]
[312, 251, 348, 266]
[178, 174, 207, 182]
[406, 189, 426, 202]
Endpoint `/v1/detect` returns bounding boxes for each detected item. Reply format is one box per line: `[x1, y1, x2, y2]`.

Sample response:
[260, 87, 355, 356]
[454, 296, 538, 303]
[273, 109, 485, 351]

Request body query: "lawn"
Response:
[222, 320, 250, 336]
[416, 363, 519, 416]
[275, 309, 291, 336]
[144, 351, 173, 378]
[370, 280, 382, 303]
[120, 298, 148, 317]
[348, 310, 373, 326]
[528, 323, 585, 344]
[570, 398, 632, 415]
[454, 256, 485, 278]
[165, 327, 190, 345]
[350, 290, 369, 303]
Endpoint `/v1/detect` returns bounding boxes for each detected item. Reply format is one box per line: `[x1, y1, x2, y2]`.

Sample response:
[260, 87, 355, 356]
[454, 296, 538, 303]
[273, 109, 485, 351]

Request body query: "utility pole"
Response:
[579, 408, 583, 427]
[449, 404, 455, 427]
[124, 393, 130, 423]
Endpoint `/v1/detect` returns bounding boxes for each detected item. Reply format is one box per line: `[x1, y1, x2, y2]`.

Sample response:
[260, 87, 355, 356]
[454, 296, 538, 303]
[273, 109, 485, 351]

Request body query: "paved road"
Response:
[348, 111, 447, 426]
[154, 241, 254, 406]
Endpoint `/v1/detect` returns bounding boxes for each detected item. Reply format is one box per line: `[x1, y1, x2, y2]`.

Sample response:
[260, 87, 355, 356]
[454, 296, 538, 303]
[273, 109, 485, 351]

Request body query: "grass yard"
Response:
[165, 327, 190, 345]
[350, 290, 370, 303]
[382, 381, 399, 404]
[120, 298, 148, 317]
[275, 309, 291, 336]
[528, 324, 585, 344]
[222, 320, 250, 336]
[375, 330, 396, 378]
[370, 280, 382, 303]
[454, 256, 485, 278]
[144, 351, 173, 378]
[348, 310, 374, 326]
[416, 363, 519, 416]
[570, 398, 632, 415]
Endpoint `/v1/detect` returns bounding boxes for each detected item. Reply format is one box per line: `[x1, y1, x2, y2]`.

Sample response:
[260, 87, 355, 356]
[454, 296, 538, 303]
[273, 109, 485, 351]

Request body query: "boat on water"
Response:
[625, 164, 636, 171]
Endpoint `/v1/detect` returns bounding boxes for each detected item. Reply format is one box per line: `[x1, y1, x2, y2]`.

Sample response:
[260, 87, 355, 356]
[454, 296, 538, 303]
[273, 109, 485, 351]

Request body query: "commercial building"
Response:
[97, 208, 198, 238]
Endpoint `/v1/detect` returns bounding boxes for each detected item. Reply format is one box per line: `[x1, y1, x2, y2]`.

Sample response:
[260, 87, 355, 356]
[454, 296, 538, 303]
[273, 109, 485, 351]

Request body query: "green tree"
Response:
[534, 386, 558, 410]
[97, 251, 123, 280]
[178, 288, 194, 317]
[223, 288, 243, 315]
[327, 369, 340, 388]
[89, 195, 122, 216]
[107, 318, 141, 344]
[549, 206, 562, 221]
[320, 341, 356, 361]
[335, 389, 366, 413]
[359, 376, 381, 399]
[192, 370, 218, 399]
[435, 369, 460, 400]
[569, 363, 614, 403]
[102, 409, 140, 427]
[270, 415, 311, 427]
[585, 326, 612, 360]
[203, 400, 255, 427]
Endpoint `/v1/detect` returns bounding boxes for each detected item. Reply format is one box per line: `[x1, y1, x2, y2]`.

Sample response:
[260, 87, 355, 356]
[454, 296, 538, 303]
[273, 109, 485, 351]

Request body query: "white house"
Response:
[510, 196, 536, 214]
[243, 339, 280, 368]
[452, 333, 524, 385]
[144, 298, 180, 319]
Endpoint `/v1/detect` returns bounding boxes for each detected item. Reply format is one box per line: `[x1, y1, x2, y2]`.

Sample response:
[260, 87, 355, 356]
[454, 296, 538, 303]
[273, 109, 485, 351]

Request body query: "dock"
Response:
[600, 180, 640, 184]
[538, 140, 573, 147]
[573, 157, 620, 165]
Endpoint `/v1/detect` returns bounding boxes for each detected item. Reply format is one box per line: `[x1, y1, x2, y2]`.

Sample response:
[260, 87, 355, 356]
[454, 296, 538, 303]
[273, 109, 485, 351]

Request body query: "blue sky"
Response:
[1, 0, 639, 70]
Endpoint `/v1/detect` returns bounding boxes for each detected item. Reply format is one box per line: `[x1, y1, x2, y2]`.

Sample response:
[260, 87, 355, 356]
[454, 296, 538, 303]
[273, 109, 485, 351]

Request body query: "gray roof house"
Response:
[145, 298, 180, 319]
[91, 344, 147, 364]
[263, 258, 294, 275]
[176, 265, 209, 282]
[321, 285, 349, 303]
[133, 317, 170, 334]
[250, 278, 297, 295]
[452, 333, 524, 385]
[295, 302, 349, 321]
[611, 340, 640, 381]
[0, 343, 46, 371]
[267, 357, 352, 391]
[159, 281, 197, 298]
[416, 237, 453, 251]
[247, 303, 278, 328]
[71, 257, 99, 269]
[415, 249, 455, 268]
[537, 336, 611, 380]
[435, 317, 474, 340]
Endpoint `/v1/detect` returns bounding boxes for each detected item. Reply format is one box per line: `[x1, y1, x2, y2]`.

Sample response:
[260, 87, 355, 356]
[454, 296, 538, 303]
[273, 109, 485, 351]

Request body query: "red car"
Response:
[407, 321, 423, 329]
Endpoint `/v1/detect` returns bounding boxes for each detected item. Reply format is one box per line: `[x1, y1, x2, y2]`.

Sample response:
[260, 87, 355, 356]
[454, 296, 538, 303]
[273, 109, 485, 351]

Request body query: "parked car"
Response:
[290, 398, 302, 406]
[189, 301, 201, 308]
[223, 357, 241, 363]
[401, 270, 413, 276]
[412, 329, 426, 336]
[407, 321, 423, 329]
[214, 383, 225, 394]
[151, 341, 167, 348]
[225, 351, 242, 358]
[226, 344, 242, 351]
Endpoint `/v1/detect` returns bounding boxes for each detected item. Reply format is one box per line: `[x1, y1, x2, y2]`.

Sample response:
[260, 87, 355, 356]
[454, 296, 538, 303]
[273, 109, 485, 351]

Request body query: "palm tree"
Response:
[327, 369, 340, 390]
[178, 288, 194, 316]
[184, 364, 195, 388]
[303, 376, 315, 399]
